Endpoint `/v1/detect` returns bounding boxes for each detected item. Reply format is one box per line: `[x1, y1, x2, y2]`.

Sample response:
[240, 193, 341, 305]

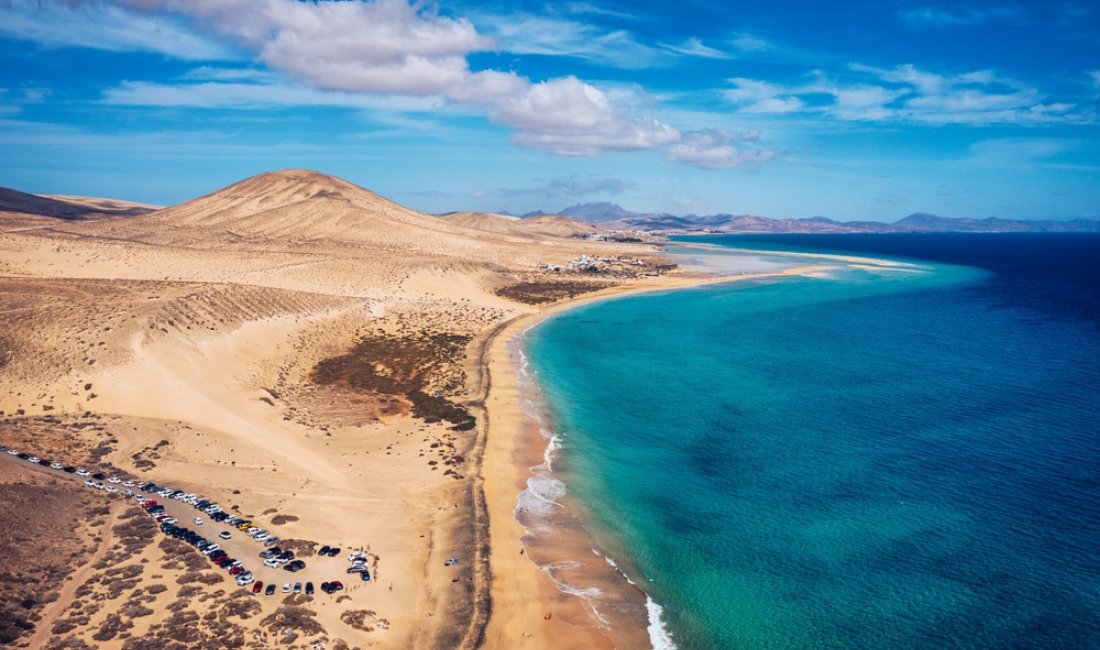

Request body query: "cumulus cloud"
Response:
[666, 129, 776, 169]
[108, 0, 684, 157]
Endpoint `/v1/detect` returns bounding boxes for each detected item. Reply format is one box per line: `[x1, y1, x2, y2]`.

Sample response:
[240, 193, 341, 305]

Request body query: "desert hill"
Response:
[74, 170, 604, 255]
[0, 186, 155, 220]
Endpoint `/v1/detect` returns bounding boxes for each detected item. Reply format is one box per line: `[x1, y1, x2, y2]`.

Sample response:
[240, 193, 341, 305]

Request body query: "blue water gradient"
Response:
[525, 234, 1100, 649]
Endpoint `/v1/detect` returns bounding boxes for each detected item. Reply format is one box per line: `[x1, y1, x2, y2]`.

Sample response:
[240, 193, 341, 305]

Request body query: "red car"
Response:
[214, 557, 232, 567]
[229, 566, 244, 576]
[252, 581, 264, 594]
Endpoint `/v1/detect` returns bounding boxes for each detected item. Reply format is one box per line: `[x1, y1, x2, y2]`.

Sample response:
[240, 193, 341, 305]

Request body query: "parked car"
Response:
[265, 583, 276, 596]
[252, 581, 264, 594]
[305, 582, 314, 595]
[284, 560, 306, 572]
[218, 531, 232, 540]
[229, 566, 244, 576]
[282, 583, 291, 593]
[327, 547, 341, 557]
[76, 469, 90, 476]
[49, 462, 64, 470]
[263, 537, 280, 547]
[264, 558, 281, 569]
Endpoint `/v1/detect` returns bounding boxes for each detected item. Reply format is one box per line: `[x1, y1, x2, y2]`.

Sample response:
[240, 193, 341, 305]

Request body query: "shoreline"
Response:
[478, 263, 833, 649]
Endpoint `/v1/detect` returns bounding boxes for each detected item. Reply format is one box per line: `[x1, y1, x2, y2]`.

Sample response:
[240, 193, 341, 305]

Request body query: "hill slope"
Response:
[0, 187, 155, 220]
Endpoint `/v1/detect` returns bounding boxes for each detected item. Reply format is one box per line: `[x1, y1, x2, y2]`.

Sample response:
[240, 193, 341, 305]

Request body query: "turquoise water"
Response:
[524, 237, 1100, 649]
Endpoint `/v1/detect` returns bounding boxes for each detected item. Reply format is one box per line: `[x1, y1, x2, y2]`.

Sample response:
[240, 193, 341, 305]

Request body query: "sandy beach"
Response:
[479, 262, 840, 649]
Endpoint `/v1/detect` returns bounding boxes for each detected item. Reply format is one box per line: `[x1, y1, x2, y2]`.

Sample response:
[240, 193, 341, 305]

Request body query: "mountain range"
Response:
[515, 202, 1100, 234]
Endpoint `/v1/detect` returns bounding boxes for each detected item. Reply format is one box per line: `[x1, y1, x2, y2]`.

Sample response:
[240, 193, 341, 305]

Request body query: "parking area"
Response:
[1, 443, 379, 600]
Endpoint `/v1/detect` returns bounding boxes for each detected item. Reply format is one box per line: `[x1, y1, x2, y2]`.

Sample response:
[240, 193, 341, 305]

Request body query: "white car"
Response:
[6, 449, 18, 455]
[236, 573, 254, 586]
[122, 481, 135, 488]
[218, 531, 232, 540]
[201, 544, 221, 556]
[254, 532, 270, 541]
[282, 583, 291, 593]
[264, 558, 281, 569]
[84, 479, 96, 487]
[27, 456, 40, 463]
[76, 469, 90, 476]
[107, 477, 121, 484]
[49, 462, 64, 470]
[105, 485, 118, 493]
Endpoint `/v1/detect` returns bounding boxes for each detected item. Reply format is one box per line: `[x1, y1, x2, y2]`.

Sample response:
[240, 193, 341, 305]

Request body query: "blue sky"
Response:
[1, 0, 1098, 220]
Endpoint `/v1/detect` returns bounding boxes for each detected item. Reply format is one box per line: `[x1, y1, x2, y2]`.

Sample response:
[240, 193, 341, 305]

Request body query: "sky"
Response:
[1, 0, 1098, 221]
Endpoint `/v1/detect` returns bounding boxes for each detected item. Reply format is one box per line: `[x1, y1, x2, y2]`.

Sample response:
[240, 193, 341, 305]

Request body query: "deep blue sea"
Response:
[524, 233, 1100, 649]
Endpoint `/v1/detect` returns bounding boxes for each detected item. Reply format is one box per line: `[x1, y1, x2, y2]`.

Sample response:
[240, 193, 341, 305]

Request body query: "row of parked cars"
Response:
[4, 445, 372, 594]
[138, 495, 258, 586]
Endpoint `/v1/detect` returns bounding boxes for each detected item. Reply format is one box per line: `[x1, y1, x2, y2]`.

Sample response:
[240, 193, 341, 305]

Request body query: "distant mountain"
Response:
[549, 203, 1100, 234]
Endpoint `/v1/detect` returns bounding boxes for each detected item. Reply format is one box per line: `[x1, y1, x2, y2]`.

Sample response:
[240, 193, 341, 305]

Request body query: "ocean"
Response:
[521, 233, 1100, 649]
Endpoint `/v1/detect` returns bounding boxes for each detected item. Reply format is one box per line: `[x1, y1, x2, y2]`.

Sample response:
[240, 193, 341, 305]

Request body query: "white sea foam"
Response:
[646, 596, 677, 650]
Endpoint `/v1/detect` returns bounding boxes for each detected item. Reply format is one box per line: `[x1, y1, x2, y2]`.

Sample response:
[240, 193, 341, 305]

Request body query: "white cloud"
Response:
[661, 38, 731, 60]
[101, 79, 444, 111]
[59, 0, 777, 166]
[149, 0, 490, 96]
[730, 33, 772, 53]
[0, 0, 237, 60]
[106, 1, 687, 158]
[666, 129, 776, 169]
[471, 13, 661, 69]
[726, 64, 1087, 125]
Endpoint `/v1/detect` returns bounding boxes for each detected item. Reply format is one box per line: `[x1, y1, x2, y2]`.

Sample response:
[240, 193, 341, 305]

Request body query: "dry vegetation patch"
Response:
[0, 465, 101, 645]
[495, 279, 613, 304]
[312, 330, 476, 430]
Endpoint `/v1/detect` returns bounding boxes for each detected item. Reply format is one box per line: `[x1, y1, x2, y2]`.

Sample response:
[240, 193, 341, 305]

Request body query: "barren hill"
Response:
[82, 169, 512, 249]
[0, 186, 155, 220]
